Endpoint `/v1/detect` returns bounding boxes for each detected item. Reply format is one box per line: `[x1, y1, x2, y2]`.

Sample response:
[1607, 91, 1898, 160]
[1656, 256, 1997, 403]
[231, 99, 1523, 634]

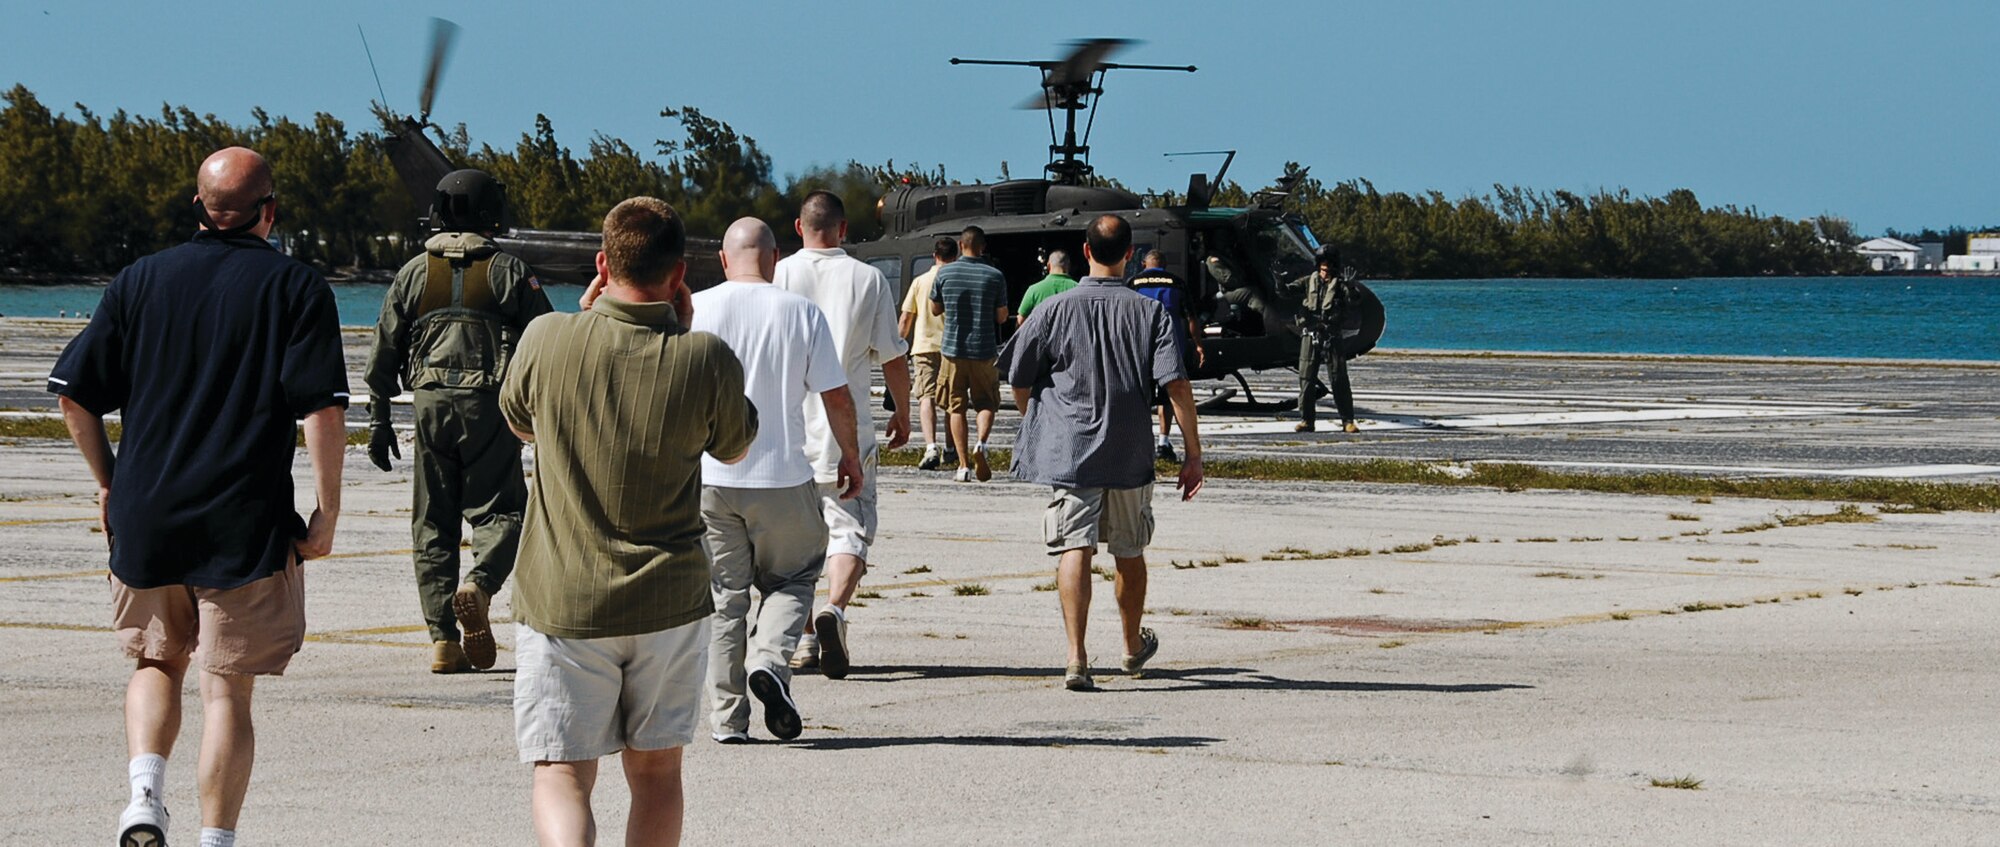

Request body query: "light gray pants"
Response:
[702, 482, 829, 735]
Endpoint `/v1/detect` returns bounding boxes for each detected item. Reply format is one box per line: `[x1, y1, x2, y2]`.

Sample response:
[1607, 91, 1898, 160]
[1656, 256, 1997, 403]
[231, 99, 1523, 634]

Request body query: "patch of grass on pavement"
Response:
[1667, 512, 1702, 522]
[1649, 775, 1704, 790]
[1223, 616, 1280, 630]
[1031, 581, 1056, 592]
[952, 583, 991, 596]
[902, 565, 932, 575]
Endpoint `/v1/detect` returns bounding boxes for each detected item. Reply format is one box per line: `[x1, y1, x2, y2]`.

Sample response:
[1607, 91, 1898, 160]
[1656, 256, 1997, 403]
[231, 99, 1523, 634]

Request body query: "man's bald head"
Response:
[719, 216, 779, 282]
[195, 147, 275, 231]
[1047, 249, 1070, 276]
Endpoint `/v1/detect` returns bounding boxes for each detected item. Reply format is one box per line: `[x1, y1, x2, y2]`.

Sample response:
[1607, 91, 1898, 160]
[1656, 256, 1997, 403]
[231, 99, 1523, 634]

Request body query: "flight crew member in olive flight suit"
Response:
[364, 169, 553, 673]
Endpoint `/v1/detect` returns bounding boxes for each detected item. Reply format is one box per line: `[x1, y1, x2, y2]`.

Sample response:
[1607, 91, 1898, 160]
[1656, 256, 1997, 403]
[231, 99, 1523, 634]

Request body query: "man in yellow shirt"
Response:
[897, 237, 959, 470]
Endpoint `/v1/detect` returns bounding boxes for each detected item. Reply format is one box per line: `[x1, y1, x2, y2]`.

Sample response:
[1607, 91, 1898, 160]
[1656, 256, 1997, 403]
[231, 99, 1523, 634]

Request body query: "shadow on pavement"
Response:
[839, 664, 1250, 681]
[833, 665, 1533, 695]
[1133, 668, 1534, 694]
[781, 734, 1223, 752]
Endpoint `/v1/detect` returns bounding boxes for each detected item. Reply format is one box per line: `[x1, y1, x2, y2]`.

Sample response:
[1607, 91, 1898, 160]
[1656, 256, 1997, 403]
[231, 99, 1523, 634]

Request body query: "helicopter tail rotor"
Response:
[417, 17, 461, 126]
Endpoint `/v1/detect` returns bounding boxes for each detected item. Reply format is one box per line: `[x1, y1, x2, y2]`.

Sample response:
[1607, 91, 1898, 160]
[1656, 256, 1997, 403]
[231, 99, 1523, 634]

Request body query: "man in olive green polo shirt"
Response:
[500, 196, 756, 847]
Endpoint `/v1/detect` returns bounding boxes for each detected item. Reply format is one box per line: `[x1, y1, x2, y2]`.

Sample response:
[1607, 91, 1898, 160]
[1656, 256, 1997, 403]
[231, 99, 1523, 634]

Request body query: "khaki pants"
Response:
[701, 483, 828, 735]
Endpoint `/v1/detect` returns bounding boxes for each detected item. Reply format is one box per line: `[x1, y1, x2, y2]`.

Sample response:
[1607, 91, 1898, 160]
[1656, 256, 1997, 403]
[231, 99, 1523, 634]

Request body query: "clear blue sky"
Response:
[3, 0, 1992, 234]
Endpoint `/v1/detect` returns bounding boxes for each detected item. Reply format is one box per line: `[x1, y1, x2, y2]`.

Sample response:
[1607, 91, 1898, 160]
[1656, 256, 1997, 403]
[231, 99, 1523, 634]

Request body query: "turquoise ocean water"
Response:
[5, 276, 1996, 361]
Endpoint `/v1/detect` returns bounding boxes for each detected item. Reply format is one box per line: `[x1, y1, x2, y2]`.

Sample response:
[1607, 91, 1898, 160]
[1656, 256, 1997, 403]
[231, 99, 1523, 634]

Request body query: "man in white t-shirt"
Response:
[898, 236, 959, 470]
[772, 190, 912, 679]
[692, 217, 861, 742]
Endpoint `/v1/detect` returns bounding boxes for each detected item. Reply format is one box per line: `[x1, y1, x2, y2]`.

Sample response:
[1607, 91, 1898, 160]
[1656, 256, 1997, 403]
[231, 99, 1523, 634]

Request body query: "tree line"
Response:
[2, 84, 1866, 278]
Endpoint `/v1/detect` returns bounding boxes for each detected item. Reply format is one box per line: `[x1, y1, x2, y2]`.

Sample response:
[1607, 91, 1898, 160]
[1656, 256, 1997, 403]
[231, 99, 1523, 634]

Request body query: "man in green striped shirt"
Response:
[500, 197, 757, 846]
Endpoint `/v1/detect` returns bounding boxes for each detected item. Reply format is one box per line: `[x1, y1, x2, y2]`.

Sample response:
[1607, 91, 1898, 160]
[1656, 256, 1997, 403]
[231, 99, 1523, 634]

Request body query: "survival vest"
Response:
[404, 250, 515, 391]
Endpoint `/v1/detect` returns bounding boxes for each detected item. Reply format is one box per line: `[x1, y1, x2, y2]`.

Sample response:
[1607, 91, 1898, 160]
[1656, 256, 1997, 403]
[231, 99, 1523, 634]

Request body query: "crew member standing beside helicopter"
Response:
[364, 169, 553, 674]
[1131, 249, 1203, 461]
[1291, 245, 1359, 433]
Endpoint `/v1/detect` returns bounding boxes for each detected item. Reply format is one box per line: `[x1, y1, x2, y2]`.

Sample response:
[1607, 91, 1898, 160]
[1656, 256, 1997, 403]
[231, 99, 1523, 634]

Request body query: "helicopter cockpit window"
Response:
[912, 256, 937, 277]
[1248, 218, 1317, 287]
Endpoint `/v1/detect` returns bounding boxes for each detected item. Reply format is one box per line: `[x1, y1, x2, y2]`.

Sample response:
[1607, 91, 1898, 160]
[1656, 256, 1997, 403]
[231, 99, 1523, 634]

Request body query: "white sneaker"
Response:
[918, 442, 943, 471]
[789, 634, 819, 671]
[954, 467, 973, 483]
[119, 788, 169, 847]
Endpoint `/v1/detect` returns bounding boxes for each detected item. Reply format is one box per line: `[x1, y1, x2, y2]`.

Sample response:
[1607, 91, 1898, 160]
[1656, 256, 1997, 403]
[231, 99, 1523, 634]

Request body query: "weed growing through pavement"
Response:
[1170, 560, 1198, 570]
[1519, 537, 1558, 543]
[1368, 587, 1388, 594]
[1687, 556, 1721, 563]
[1650, 776, 1704, 790]
[1843, 588, 1864, 596]
[1377, 640, 1407, 649]
[1609, 612, 1632, 620]
[1031, 581, 1056, 592]
[902, 565, 932, 575]
[1667, 513, 1702, 522]
[953, 583, 991, 596]
[1680, 602, 1724, 612]
[855, 591, 884, 600]
[1223, 616, 1281, 630]
[906, 591, 930, 598]
[1535, 571, 1602, 580]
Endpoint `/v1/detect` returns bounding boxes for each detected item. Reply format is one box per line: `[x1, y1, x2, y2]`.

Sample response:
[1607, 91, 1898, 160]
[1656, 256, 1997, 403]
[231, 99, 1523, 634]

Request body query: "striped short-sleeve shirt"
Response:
[500, 295, 758, 639]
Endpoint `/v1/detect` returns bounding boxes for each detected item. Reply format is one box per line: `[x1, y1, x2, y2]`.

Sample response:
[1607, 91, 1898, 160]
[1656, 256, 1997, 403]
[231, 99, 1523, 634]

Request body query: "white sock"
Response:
[129, 753, 166, 800]
[1158, 434, 1171, 446]
[200, 827, 236, 847]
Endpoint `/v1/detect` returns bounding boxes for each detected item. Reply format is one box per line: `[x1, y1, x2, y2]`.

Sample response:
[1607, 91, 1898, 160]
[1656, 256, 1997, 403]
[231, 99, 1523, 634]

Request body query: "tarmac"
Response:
[2, 318, 1998, 844]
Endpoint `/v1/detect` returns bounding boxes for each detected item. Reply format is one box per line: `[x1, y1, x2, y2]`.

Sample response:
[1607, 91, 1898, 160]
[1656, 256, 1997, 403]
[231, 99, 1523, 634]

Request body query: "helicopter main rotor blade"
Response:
[417, 17, 461, 123]
[1046, 37, 1133, 87]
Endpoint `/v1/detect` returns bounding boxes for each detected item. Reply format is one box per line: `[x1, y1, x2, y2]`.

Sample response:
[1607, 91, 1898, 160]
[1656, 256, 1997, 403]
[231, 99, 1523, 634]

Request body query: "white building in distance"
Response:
[1856, 237, 1923, 271]
[1944, 233, 2000, 274]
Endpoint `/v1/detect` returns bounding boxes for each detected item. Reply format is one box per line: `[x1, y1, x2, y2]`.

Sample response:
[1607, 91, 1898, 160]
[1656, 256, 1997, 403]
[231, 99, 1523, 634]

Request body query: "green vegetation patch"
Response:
[1649, 775, 1704, 790]
[881, 449, 2000, 512]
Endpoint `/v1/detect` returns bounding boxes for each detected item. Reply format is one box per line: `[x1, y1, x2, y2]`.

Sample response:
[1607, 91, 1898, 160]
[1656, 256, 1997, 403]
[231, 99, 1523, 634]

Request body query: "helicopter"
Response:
[375, 28, 1384, 407]
[373, 19, 720, 287]
[843, 38, 1385, 407]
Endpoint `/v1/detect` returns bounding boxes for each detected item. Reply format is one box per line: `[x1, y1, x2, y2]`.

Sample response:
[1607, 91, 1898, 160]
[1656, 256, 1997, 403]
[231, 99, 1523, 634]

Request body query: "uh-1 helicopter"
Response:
[843, 38, 1384, 409]
[373, 19, 722, 287]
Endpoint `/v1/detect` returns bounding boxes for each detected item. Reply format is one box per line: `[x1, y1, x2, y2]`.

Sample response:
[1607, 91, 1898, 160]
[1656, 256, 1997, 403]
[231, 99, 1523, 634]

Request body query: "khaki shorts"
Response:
[110, 562, 307, 676]
[909, 352, 942, 402]
[938, 356, 1001, 415]
[1044, 485, 1155, 558]
[514, 618, 710, 763]
[818, 448, 879, 561]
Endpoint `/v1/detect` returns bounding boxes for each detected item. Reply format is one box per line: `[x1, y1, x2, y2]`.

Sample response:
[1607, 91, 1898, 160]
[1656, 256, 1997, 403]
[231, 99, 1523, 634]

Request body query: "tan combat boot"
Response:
[431, 640, 471, 674]
[452, 584, 496, 670]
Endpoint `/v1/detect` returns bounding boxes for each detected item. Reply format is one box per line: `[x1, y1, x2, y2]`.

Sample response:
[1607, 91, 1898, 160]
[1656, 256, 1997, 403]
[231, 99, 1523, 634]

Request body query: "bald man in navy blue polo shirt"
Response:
[50, 147, 350, 847]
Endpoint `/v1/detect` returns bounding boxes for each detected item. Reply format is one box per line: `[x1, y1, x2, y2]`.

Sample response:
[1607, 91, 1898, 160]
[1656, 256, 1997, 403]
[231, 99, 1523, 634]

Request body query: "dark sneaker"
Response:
[1064, 662, 1095, 691]
[452, 584, 496, 670]
[943, 445, 959, 466]
[814, 607, 851, 680]
[1122, 627, 1159, 677]
[119, 788, 169, 847]
[747, 667, 803, 740]
[917, 443, 942, 471]
[1155, 442, 1178, 463]
[973, 445, 992, 482]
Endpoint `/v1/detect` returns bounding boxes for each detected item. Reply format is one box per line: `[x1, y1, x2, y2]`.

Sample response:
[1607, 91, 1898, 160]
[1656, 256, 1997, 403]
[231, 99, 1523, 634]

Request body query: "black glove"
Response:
[367, 397, 400, 471]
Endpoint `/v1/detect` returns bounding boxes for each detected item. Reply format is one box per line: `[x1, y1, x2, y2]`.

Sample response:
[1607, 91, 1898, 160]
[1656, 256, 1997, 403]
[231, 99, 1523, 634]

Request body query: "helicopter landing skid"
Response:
[1196, 372, 1299, 414]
